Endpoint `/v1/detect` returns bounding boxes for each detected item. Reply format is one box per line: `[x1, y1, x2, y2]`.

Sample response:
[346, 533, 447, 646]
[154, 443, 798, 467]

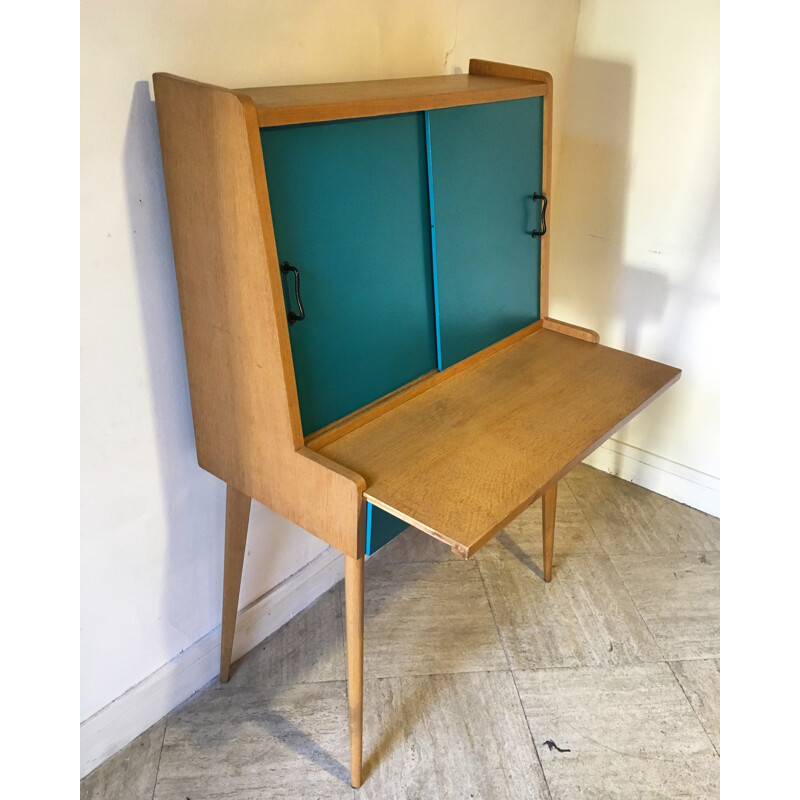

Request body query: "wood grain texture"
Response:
[219, 485, 251, 682]
[237, 73, 547, 126]
[470, 60, 553, 318]
[345, 556, 364, 788]
[153, 74, 365, 558]
[319, 329, 680, 557]
[541, 482, 557, 582]
[543, 317, 599, 343]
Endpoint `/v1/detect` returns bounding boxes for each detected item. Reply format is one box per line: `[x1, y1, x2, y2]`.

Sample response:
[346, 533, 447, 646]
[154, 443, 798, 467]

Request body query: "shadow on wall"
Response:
[553, 57, 634, 336]
[122, 81, 227, 671]
[553, 57, 718, 474]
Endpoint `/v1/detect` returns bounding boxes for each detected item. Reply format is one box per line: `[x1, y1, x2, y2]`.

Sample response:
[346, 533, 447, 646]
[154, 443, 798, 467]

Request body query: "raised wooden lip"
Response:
[317, 328, 681, 559]
[236, 73, 547, 127]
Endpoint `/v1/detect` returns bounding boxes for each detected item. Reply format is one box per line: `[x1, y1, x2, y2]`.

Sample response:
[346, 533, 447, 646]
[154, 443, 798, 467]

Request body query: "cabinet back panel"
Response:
[261, 114, 438, 434]
[428, 97, 543, 369]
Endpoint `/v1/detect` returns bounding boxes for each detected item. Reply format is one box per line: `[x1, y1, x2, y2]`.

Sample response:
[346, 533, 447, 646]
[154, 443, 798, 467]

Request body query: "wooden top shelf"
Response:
[236, 73, 547, 127]
[317, 329, 680, 558]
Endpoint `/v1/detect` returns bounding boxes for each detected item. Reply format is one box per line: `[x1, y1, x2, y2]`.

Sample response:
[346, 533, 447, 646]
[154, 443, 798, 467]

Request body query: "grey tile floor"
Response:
[82, 464, 720, 799]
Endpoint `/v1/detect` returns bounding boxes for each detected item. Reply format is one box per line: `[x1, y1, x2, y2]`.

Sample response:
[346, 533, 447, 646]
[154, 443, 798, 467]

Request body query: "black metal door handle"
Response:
[280, 262, 305, 324]
[530, 193, 547, 238]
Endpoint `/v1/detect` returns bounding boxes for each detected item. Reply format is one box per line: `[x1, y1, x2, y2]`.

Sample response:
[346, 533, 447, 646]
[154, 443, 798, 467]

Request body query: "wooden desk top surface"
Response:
[318, 329, 680, 557]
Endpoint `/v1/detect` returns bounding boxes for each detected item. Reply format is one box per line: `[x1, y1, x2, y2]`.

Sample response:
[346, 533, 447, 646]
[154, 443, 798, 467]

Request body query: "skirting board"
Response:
[582, 438, 720, 518]
[80, 546, 345, 779]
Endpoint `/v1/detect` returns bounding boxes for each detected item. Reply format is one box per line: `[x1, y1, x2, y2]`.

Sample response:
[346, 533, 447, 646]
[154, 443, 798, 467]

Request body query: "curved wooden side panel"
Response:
[153, 73, 365, 557]
[542, 317, 600, 343]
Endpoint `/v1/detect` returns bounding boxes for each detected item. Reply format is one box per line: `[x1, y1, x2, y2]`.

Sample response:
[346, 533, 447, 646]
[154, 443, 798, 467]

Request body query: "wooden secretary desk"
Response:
[153, 59, 680, 788]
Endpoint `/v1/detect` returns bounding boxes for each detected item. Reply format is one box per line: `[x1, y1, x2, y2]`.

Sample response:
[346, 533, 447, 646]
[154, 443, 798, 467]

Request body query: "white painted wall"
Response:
[549, 0, 719, 511]
[80, 0, 581, 772]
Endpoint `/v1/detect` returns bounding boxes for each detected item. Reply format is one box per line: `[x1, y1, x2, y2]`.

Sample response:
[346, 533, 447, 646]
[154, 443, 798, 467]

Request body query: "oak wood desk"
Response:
[153, 59, 680, 788]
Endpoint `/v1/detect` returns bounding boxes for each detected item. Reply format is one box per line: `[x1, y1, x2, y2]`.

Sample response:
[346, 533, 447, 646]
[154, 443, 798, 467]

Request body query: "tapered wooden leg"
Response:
[542, 482, 557, 583]
[219, 484, 251, 682]
[345, 554, 365, 788]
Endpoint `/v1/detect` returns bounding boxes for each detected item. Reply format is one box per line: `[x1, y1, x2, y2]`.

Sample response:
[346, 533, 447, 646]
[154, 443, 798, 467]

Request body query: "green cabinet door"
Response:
[261, 113, 437, 435]
[427, 98, 544, 369]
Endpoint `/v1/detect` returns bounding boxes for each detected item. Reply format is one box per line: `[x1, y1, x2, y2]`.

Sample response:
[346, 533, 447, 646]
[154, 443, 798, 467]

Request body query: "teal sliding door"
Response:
[427, 98, 544, 368]
[261, 113, 438, 435]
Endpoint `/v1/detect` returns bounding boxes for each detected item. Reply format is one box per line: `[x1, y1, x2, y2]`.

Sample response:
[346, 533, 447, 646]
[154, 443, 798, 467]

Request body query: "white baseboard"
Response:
[582, 439, 720, 517]
[80, 546, 345, 779]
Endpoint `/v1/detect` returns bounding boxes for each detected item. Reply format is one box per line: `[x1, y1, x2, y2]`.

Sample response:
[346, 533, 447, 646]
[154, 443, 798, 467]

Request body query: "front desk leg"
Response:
[542, 482, 557, 582]
[345, 554, 365, 788]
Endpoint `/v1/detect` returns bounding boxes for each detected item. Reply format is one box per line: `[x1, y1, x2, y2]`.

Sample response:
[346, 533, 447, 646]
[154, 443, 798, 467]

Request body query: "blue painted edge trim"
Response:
[365, 502, 373, 555]
[424, 110, 443, 372]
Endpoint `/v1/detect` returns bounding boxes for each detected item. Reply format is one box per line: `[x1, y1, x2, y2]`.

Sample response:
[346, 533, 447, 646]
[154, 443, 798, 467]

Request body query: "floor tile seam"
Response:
[473, 548, 606, 565]
[474, 558, 554, 800]
[606, 550, 670, 663]
[666, 660, 720, 757]
[566, 469, 721, 554]
[558, 718, 715, 764]
[666, 655, 720, 665]
[365, 665, 513, 683]
[600, 546, 720, 556]
[506, 644, 669, 674]
[221, 668, 519, 694]
[150, 718, 168, 800]
[564, 471, 719, 557]
[562, 475, 617, 561]
[508, 666, 555, 800]
[550, 557, 633, 668]
[160, 673, 222, 724]
[543, 550, 664, 668]
[211, 676, 350, 694]
[365, 560, 436, 572]
[368, 556, 450, 566]
[367, 557, 479, 576]
[473, 558, 513, 672]
[510, 662, 676, 679]
[606, 551, 720, 631]
[607, 550, 721, 562]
